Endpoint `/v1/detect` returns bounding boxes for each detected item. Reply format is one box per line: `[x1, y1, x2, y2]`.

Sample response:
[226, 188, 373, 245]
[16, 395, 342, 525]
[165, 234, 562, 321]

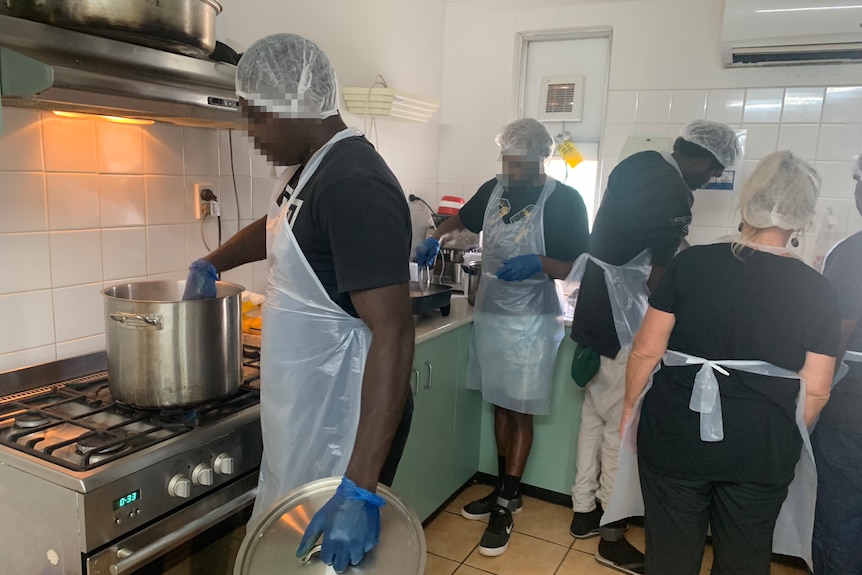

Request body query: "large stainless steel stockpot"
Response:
[101, 280, 243, 408]
[0, 0, 223, 58]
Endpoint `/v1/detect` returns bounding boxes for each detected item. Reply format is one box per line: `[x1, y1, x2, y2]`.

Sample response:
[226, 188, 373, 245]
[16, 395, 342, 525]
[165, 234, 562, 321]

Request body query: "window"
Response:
[545, 141, 599, 226]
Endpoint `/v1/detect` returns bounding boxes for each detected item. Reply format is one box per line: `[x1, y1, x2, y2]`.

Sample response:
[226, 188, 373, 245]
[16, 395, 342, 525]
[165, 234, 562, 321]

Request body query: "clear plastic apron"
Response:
[604, 349, 818, 569]
[252, 127, 371, 520]
[562, 250, 653, 352]
[466, 177, 564, 415]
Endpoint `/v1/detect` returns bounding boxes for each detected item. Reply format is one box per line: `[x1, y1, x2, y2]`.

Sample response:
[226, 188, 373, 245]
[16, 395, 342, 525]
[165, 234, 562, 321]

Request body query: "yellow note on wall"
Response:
[557, 140, 583, 169]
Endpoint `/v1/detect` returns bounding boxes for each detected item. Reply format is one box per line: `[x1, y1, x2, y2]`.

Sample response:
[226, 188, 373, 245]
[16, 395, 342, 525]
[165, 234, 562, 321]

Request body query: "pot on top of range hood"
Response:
[0, 15, 241, 128]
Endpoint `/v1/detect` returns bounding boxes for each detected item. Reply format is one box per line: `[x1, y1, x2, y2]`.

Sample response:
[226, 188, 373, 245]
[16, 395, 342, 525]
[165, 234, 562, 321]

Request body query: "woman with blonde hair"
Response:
[608, 150, 840, 575]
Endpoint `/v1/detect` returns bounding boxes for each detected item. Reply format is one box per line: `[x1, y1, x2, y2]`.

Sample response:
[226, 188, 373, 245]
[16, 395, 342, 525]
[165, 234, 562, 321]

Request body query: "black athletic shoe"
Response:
[570, 502, 604, 538]
[461, 489, 522, 521]
[478, 505, 514, 556]
[596, 537, 646, 575]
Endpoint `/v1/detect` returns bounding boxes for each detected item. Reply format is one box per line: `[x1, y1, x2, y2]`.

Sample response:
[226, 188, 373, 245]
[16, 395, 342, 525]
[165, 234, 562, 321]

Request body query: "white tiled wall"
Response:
[0, 109, 277, 372]
[600, 85, 862, 262]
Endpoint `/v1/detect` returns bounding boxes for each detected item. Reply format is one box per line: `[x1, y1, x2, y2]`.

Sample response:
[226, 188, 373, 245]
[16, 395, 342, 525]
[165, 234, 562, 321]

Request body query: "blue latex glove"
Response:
[413, 237, 440, 267]
[496, 254, 543, 281]
[182, 260, 218, 300]
[297, 477, 386, 573]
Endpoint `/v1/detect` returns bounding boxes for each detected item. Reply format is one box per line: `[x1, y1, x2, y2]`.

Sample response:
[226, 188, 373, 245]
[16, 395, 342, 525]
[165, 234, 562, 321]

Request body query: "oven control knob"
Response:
[168, 474, 191, 498]
[192, 464, 214, 486]
[214, 453, 235, 475]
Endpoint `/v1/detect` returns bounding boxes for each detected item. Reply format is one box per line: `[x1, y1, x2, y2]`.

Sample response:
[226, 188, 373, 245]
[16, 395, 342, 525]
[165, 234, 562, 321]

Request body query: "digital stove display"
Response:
[114, 489, 141, 510]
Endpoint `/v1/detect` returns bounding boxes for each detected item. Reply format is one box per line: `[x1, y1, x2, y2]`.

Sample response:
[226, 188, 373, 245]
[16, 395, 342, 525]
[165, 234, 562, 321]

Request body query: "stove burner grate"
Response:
[14, 411, 50, 428]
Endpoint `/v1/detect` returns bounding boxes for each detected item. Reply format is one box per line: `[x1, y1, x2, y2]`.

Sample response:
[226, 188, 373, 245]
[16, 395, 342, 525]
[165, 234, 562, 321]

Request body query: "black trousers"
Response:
[378, 391, 414, 486]
[639, 462, 791, 575]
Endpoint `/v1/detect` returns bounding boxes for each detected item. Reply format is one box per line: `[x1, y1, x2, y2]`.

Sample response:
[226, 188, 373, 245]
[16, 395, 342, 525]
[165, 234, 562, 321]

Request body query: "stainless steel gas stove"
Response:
[0, 347, 263, 575]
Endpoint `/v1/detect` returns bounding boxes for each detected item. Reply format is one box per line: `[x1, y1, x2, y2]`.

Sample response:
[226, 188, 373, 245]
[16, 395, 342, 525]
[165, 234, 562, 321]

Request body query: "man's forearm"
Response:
[431, 213, 466, 246]
[346, 297, 415, 492]
[538, 256, 574, 280]
[202, 216, 267, 273]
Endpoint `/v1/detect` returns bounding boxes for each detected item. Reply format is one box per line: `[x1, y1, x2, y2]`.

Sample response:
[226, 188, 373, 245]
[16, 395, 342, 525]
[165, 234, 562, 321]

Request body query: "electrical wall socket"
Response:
[193, 182, 215, 219]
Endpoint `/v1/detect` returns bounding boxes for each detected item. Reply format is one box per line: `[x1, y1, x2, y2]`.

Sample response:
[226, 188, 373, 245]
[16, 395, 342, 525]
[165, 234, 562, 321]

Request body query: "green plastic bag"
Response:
[571, 344, 600, 388]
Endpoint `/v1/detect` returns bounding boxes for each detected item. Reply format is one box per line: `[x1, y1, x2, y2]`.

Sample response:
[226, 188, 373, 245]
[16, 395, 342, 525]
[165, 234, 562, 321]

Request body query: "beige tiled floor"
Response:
[425, 483, 808, 575]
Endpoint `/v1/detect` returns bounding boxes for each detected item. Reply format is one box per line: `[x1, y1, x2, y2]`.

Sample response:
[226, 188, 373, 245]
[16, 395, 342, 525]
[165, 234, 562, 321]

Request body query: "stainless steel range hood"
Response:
[0, 15, 241, 128]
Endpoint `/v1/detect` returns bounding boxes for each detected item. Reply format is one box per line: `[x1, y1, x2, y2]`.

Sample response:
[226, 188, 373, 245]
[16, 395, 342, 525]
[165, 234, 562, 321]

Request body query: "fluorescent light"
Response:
[53, 111, 154, 125]
[756, 5, 862, 13]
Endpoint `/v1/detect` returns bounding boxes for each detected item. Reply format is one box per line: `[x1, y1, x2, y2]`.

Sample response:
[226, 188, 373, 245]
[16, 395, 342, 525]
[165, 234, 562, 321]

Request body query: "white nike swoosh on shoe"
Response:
[506, 524, 513, 534]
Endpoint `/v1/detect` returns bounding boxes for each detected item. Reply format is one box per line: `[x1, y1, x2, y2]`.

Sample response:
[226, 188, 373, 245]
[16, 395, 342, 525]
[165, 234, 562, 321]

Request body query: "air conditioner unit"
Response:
[722, 0, 862, 67]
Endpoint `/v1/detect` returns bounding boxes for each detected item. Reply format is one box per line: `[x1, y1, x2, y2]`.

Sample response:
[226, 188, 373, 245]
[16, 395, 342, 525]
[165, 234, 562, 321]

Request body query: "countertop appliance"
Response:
[0, 346, 263, 575]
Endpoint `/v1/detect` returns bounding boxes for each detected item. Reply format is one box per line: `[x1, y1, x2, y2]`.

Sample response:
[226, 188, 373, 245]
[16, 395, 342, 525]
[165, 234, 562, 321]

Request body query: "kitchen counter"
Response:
[242, 297, 473, 349]
[414, 296, 473, 344]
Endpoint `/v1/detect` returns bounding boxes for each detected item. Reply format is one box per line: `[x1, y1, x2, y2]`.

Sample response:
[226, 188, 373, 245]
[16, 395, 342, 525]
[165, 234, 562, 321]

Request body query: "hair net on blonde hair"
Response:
[236, 33, 338, 119]
[680, 120, 740, 168]
[739, 151, 820, 231]
[495, 118, 555, 159]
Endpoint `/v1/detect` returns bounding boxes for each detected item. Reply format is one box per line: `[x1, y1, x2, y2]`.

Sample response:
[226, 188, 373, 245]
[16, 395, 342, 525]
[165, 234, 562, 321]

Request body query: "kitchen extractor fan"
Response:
[538, 75, 585, 122]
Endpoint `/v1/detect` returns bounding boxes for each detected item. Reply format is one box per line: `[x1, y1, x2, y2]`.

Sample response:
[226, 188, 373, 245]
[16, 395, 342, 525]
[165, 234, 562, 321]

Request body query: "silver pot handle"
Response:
[109, 312, 164, 330]
[299, 544, 323, 565]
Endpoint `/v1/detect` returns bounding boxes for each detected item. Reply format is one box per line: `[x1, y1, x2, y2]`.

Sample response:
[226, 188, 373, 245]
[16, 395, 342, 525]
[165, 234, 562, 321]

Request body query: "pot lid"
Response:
[234, 477, 426, 575]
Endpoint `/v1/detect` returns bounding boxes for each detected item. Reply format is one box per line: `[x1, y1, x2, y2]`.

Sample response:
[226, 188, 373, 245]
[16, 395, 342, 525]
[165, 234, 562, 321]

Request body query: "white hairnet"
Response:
[495, 118, 555, 159]
[680, 120, 740, 168]
[236, 34, 338, 119]
[854, 153, 862, 179]
[740, 150, 820, 231]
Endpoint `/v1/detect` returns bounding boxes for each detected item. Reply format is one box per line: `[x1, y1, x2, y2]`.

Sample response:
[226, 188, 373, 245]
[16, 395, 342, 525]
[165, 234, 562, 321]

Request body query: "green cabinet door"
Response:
[390, 324, 481, 522]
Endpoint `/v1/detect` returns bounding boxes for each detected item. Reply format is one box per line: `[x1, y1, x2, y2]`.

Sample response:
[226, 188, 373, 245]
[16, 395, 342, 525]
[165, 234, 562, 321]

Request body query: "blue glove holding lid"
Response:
[182, 260, 218, 300]
[495, 254, 543, 281]
[297, 476, 386, 573]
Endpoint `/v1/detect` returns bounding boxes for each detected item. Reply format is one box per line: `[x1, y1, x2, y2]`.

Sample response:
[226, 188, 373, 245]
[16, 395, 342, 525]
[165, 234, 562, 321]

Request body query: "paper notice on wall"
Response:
[701, 129, 747, 192]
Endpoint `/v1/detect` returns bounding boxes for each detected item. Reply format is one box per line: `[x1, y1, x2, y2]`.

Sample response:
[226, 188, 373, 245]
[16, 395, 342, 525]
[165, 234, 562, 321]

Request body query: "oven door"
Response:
[86, 472, 257, 575]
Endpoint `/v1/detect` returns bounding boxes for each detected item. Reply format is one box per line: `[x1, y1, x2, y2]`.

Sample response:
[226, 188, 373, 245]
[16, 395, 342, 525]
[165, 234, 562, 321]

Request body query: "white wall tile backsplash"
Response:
[782, 88, 825, 124]
[635, 90, 672, 124]
[46, 174, 101, 230]
[49, 231, 103, 287]
[705, 89, 745, 124]
[743, 88, 784, 124]
[0, 109, 263, 371]
[100, 175, 146, 227]
[670, 91, 707, 124]
[603, 84, 862, 256]
[0, 233, 51, 295]
[0, 173, 46, 233]
[0, 108, 44, 172]
[822, 87, 862, 124]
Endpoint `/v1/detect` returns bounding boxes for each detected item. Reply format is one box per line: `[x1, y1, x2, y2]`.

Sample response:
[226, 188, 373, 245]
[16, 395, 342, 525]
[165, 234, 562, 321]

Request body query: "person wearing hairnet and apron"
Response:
[566, 120, 740, 575]
[812, 152, 862, 575]
[182, 34, 415, 574]
[414, 118, 589, 557]
[613, 151, 840, 575]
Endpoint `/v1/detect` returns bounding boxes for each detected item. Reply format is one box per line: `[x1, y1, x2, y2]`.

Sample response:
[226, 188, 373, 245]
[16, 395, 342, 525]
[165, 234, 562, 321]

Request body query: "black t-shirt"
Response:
[276, 136, 411, 317]
[458, 177, 589, 262]
[638, 243, 841, 482]
[570, 151, 694, 358]
[819, 232, 862, 432]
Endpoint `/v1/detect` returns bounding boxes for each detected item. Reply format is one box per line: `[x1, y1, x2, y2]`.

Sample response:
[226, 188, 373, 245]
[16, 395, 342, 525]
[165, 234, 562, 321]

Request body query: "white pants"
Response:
[571, 350, 628, 512]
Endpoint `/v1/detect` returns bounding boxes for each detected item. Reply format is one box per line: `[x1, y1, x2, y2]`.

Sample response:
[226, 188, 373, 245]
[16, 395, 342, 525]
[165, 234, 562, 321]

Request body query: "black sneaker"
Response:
[570, 502, 604, 538]
[478, 504, 514, 556]
[596, 537, 645, 575]
[461, 489, 522, 521]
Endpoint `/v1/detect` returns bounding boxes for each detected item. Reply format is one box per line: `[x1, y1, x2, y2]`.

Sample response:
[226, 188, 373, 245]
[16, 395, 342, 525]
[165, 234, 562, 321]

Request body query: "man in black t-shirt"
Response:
[812, 153, 862, 575]
[416, 118, 589, 557]
[568, 120, 739, 574]
[185, 34, 413, 573]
